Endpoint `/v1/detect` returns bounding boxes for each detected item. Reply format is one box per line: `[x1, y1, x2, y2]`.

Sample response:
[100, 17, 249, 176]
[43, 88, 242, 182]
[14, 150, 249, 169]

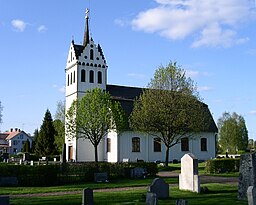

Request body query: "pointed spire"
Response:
[83, 8, 90, 47]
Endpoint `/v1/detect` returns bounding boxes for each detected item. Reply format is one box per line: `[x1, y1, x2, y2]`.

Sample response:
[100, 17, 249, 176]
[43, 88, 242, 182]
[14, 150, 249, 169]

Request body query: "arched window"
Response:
[89, 70, 94, 83]
[90, 49, 94, 60]
[81, 69, 86, 82]
[98, 71, 102, 84]
[67, 74, 69, 86]
[70, 72, 73, 85]
[181, 137, 189, 151]
[201, 138, 207, 151]
[73, 71, 75, 83]
[132, 137, 140, 152]
[154, 138, 161, 152]
[107, 138, 111, 152]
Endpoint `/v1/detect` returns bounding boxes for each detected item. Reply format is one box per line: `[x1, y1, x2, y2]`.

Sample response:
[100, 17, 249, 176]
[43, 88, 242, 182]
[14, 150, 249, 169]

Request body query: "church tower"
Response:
[65, 9, 108, 161]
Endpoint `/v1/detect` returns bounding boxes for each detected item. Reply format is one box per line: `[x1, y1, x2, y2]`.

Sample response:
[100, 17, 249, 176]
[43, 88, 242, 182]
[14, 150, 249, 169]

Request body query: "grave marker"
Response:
[238, 153, 256, 200]
[179, 153, 200, 193]
[82, 188, 93, 205]
[148, 178, 169, 199]
[146, 192, 158, 205]
[247, 186, 256, 205]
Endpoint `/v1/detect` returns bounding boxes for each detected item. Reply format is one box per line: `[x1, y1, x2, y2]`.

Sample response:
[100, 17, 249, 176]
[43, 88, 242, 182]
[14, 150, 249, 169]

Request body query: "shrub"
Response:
[205, 158, 240, 173]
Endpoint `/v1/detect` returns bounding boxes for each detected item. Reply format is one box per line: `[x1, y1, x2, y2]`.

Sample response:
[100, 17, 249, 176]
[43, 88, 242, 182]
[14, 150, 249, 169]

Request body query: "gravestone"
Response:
[30, 160, 34, 166]
[82, 188, 93, 205]
[146, 192, 158, 205]
[0, 177, 18, 186]
[2, 153, 8, 163]
[94, 172, 108, 182]
[0, 196, 10, 205]
[179, 153, 200, 193]
[148, 178, 169, 199]
[238, 153, 256, 200]
[176, 199, 188, 205]
[247, 186, 256, 205]
[130, 167, 146, 179]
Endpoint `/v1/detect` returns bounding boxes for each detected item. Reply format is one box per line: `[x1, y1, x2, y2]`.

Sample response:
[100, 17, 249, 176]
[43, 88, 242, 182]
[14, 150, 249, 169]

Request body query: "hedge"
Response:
[205, 158, 240, 173]
[0, 162, 158, 186]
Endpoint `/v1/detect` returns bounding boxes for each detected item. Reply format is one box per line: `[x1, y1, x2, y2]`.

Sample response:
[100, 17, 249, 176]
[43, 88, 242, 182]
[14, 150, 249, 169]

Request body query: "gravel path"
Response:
[7, 172, 238, 198]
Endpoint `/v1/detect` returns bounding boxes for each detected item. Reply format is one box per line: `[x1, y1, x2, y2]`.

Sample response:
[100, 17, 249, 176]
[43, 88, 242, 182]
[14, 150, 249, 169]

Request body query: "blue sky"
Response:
[1, 0, 256, 139]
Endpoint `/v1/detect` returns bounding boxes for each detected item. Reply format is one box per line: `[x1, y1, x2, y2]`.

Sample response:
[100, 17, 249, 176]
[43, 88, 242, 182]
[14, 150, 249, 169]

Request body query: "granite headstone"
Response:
[238, 153, 256, 200]
[146, 192, 158, 205]
[82, 188, 93, 205]
[247, 186, 256, 205]
[148, 178, 169, 199]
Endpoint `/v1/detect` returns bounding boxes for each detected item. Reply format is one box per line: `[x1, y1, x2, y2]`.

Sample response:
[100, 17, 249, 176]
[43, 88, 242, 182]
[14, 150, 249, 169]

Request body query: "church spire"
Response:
[83, 8, 90, 47]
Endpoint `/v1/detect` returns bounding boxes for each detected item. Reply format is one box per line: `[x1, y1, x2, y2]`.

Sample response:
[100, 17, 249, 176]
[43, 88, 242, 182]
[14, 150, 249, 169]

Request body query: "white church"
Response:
[65, 9, 218, 163]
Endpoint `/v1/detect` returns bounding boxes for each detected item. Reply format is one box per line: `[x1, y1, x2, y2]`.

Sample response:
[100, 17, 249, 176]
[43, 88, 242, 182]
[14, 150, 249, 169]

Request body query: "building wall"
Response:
[8, 133, 32, 155]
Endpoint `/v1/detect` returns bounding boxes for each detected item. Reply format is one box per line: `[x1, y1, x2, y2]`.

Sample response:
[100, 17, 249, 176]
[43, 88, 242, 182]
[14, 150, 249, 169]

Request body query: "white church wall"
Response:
[106, 130, 118, 162]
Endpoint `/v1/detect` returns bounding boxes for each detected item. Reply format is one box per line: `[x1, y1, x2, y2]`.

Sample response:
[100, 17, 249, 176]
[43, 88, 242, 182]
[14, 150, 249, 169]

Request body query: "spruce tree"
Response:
[35, 109, 56, 156]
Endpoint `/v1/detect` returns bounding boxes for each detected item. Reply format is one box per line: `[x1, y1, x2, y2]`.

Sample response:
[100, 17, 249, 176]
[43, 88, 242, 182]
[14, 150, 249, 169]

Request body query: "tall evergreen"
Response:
[35, 109, 56, 156]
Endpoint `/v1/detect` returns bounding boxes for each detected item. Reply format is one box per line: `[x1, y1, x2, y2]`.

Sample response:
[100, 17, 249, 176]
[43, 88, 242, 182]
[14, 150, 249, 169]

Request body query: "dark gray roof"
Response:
[73, 44, 84, 59]
[106, 84, 218, 133]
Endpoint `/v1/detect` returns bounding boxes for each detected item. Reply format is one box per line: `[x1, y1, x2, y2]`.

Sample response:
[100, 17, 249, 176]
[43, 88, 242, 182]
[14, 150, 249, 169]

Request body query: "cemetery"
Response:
[0, 153, 254, 204]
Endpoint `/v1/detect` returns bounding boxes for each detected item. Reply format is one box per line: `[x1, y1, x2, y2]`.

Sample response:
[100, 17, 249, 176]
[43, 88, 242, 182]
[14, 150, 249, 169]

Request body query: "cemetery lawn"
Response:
[9, 183, 246, 205]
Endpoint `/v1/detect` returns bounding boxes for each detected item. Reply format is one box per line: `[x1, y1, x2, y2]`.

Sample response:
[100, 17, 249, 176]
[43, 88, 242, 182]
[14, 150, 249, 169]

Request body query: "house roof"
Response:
[0, 134, 8, 140]
[106, 84, 218, 133]
[1, 130, 32, 140]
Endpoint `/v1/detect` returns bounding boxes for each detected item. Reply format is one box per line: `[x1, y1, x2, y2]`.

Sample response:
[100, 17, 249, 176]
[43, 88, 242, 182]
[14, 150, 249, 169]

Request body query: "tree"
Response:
[54, 100, 65, 154]
[0, 101, 3, 125]
[35, 109, 56, 156]
[22, 139, 31, 153]
[53, 119, 65, 154]
[218, 112, 248, 153]
[66, 88, 126, 162]
[31, 129, 39, 153]
[130, 61, 210, 166]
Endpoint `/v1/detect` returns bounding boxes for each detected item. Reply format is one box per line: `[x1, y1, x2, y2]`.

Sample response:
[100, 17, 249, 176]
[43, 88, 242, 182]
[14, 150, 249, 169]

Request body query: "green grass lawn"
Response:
[9, 183, 246, 205]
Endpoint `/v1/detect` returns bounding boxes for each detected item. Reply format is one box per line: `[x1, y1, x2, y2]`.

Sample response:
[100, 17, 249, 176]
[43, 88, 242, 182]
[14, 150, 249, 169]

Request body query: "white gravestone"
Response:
[179, 153, 200, 193]
[247, 186, 256, 205]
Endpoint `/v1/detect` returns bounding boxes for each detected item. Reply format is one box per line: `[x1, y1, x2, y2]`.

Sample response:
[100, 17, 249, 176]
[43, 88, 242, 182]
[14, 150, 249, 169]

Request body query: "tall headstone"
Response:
[247, 186, 256, 205]
[0, 196, 10, 205]
[176, 199, 188, 205]
[238, 153, 256, 200]
[179, 153, 200, 193]
[148, 178, 169, 199]
[146, 192, 158, 205]
[82, 188, 93, 205]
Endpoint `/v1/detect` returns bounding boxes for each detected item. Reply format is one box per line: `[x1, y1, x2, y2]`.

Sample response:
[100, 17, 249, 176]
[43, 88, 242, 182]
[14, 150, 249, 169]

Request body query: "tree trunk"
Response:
[165, 146, 170, 167]
[94, 145, 98, 163]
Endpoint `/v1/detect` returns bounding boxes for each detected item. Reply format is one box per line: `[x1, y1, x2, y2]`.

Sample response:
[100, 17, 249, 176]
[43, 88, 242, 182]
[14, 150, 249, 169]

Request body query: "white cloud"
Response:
[249, 110, 256, 115]
[197, 86, 213, 92]
[59, 86, 65, 94]
[11, 19, 27, 32]
[37, 25, 47, 32]
[132, 0, 255, 47]
[185, 70, 199, 78]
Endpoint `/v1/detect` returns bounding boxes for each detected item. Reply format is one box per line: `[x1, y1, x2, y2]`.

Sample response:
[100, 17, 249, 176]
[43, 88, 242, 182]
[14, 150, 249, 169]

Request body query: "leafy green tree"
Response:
[53, 119, 65, 154]
[130, 61, 210, 166]
[66, 88, 126, 162]
[53, 100, 65, 154]
[22, 139, 31, 153]
[35, 109, 56, 156]
[31, 129, 39, 153]
[218, 112, 248, 153]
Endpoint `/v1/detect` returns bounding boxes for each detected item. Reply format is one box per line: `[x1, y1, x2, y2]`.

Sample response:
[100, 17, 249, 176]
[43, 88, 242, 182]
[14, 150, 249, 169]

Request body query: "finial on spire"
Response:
[83, 8, 90, 47]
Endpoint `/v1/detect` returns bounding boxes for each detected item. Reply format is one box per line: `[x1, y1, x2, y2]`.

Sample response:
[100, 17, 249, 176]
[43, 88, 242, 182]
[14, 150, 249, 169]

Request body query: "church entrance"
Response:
[68, 146, 73, 161]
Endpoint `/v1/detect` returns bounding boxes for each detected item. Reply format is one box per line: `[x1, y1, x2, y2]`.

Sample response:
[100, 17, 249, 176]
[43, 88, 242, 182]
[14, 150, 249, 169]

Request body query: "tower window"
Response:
[89, 70, 94, 83]
[73, 71, 75, 83]
[132, 137, 140, 152]
[90, 49, 94, 60]
[70, 72, 73, 85]
[107, 138, 111, 152]
[67, 74, 69, 86]
[98, 71, 102, 84]
[81, 69, 86, 82]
